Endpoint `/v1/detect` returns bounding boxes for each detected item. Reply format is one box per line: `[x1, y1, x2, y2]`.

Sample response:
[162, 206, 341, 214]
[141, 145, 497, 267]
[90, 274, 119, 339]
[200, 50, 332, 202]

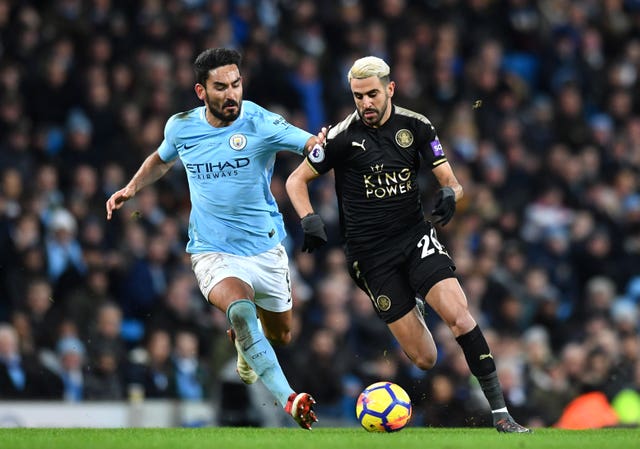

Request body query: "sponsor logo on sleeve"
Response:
[430, 138, 444, 157]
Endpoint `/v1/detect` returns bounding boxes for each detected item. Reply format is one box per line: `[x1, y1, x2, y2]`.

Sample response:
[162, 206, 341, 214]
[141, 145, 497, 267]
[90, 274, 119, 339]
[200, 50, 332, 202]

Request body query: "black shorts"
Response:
[347, 220, 456, 324]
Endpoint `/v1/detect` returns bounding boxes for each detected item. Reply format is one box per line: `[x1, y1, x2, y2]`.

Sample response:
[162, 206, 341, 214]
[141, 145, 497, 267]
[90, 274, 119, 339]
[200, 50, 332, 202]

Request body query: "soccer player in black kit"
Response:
[286, 56, 530, 433]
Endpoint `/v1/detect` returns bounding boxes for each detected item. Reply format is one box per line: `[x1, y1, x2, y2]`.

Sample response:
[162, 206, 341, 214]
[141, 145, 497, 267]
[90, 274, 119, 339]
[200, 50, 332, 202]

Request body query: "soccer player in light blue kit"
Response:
[106, 48, 319, 429]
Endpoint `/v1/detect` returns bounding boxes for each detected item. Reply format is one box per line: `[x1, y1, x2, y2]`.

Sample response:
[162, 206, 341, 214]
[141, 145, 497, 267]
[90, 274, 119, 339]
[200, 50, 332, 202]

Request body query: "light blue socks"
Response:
[226, 299, 294, 407]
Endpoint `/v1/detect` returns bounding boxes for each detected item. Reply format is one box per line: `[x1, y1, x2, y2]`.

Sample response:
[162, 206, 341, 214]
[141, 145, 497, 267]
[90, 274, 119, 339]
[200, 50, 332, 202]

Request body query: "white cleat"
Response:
[227, 329, 258, 384]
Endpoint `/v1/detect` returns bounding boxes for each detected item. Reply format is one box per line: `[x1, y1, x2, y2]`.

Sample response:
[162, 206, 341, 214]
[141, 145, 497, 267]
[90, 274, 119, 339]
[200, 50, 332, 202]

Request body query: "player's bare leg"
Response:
[387, 304, 437, 370]
[256, 307, 293, 346]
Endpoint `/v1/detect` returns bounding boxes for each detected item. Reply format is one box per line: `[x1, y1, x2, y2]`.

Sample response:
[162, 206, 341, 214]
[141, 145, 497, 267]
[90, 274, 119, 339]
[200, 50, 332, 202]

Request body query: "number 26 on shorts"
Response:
[417, 228, 449, 259]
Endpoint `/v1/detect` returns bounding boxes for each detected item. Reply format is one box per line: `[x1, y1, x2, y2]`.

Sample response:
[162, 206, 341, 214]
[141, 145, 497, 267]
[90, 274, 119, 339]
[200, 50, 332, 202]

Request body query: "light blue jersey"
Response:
[157, 101, 311, 256]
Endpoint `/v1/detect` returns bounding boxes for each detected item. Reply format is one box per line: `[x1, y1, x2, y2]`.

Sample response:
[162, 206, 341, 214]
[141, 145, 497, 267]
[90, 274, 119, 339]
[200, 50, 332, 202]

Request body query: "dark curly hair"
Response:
[193, 48, 242, 86]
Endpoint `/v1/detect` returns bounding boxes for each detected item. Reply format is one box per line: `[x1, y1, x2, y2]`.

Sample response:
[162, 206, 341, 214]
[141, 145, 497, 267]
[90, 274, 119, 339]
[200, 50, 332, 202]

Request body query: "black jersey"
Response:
[306, 105, 447, 255]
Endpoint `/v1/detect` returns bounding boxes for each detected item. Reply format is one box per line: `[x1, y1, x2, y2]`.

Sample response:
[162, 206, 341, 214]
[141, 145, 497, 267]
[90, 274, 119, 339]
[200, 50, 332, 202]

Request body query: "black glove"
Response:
[300, 213, 328, 253]
[431, 186, 456, 226]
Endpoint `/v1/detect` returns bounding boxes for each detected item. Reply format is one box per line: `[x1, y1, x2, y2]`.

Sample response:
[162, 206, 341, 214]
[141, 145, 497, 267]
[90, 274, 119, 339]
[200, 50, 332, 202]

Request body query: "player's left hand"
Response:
[431, 186, 456, 226]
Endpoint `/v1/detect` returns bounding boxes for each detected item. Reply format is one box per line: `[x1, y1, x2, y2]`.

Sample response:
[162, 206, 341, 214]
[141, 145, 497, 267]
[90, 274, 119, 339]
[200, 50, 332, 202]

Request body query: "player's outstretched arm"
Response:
[106, 151, 175, 220]
[286, 160, 319, 219]
[286, 158, 327, 252]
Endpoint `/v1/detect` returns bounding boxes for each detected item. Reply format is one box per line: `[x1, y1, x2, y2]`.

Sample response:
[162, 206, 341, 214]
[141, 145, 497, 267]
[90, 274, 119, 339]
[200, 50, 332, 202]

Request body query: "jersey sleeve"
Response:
[261, 108, 312, 155]
[305, 131, 341, 175]
[157, 114, 180, 162]
[418, 121, 448, 168]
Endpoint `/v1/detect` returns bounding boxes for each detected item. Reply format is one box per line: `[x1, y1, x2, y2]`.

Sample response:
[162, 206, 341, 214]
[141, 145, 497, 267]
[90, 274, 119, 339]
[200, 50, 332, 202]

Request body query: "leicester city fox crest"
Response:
[376, 295, 391, 311]
[395, 129, 414, 148]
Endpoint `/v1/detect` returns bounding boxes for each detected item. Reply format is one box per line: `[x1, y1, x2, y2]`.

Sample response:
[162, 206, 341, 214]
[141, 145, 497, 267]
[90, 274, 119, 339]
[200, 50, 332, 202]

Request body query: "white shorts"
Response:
[191, 243, 292, 313]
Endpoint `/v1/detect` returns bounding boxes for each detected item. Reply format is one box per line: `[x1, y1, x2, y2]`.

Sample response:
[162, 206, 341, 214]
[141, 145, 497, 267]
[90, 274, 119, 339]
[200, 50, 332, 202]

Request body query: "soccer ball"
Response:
[356, 381, 412, 432]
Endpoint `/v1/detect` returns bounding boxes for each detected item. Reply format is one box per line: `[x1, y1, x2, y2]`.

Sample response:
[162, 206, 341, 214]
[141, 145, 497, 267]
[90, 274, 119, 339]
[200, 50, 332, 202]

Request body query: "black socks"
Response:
[456, 325, 507, 415]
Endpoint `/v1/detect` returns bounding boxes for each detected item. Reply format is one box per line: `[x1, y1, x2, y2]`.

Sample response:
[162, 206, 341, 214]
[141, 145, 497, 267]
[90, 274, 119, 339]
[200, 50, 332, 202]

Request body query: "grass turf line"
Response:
[0, 427, 639, 449]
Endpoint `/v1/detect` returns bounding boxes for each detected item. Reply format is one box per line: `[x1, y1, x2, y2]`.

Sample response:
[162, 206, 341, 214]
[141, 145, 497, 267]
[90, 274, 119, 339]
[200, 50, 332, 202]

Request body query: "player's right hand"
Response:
[300, 213, 328, 252]
[315, 126, 329, 147]
[306, 126, 330, 154]
[106, 186, 135, 220]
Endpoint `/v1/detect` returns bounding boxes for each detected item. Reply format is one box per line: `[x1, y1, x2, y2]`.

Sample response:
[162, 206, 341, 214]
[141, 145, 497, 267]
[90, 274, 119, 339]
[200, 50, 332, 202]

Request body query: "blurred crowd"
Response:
[1, 0, 640, 429]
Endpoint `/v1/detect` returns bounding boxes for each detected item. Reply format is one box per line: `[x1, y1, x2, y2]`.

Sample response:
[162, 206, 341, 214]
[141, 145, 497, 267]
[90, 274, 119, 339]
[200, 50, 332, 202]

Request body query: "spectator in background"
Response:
[25, 54, 78, 129]
[173, 330, 209, 401]
[67, 164, 104, 222]
[289, 55, 326, 133]
[64, 265, 115, 340]
[292, 327, 347, 418]
[44, 208, 87, 298]
[117, 231, 171, 321]
[10, 310, 36, 356]
[553, 82, 591, 150]
[581, 276, 618, 322]
[31, 164, 65, 220]
[21, 276, 62, 351]
[128, 328, 176, 399]
[58, 110, 99, 183]
[147, 271, 211, 355]
[84, 345, 125, 400]
[0, 167, 24, 221]
[55, 336, 86, 402]
[0, 111, 32, 180]
[422, 368, 470, 427]
[85, 302, 126, 366]
[0, 212, 44, 314]
[0, 323, 62, 399]
[349, 288, 395, 361]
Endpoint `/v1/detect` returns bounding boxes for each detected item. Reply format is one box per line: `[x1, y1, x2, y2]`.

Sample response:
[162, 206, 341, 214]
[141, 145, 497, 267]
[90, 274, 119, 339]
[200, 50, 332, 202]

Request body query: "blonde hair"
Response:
[348, 56, 391, 83]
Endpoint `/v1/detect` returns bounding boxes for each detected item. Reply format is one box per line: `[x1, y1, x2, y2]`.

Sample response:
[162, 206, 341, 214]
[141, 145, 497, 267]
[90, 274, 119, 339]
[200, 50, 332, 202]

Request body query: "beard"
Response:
[358, 96, 390, 127]
[206, 96, 242, 123]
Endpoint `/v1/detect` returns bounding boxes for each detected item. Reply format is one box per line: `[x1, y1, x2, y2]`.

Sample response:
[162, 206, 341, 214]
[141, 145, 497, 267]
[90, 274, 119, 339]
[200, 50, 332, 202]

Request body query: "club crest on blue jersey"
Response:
[229, 133, 247, 150]
[395, 129, 414, 148]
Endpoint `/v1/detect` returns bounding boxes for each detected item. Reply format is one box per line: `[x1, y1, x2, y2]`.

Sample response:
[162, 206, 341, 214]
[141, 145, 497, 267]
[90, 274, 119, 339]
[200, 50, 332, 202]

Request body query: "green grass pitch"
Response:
[0, 427, 639, 449]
